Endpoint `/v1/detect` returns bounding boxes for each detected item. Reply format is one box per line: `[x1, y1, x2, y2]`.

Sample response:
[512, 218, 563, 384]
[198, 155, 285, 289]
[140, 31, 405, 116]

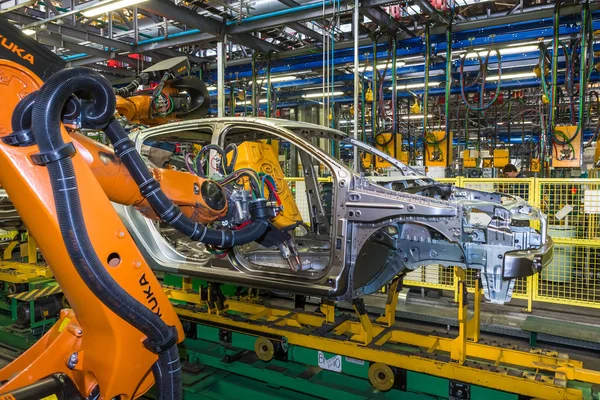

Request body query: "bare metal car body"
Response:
[118, 118, 553, 304]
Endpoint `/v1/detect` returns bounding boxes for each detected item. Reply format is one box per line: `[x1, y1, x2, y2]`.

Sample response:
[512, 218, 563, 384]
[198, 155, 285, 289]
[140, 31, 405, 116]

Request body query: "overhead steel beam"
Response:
[68, 56, 108, 66]
[227, 2, 351, 36]
[116, 10, 133, 29]
[36, 33, 113, 59]
[0, 0, 35, 14]
[450, 2, 600, 32]
[8, 10, 209, 66]
[6, 11, 135, 52]
[141, 0, 220, 33]
[275, 0, 323, 43]
[136, 31, 214, 52]
[276, 0, 299, 7]
[140, 0, 280, 52]
[219, 0, 600, 68]
[288, 21, 323, 42]
[412, 0, 449, 25]
[360, 6, 416, 37]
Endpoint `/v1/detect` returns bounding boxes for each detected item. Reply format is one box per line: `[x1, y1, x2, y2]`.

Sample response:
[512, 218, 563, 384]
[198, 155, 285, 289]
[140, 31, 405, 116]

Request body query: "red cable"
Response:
[265, 180, 281, 205]
[234, 220, 252, 230]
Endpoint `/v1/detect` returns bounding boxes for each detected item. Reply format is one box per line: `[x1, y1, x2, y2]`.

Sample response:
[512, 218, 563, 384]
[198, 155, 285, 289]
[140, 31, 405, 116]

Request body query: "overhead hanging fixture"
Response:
[82, 0, 150, 17]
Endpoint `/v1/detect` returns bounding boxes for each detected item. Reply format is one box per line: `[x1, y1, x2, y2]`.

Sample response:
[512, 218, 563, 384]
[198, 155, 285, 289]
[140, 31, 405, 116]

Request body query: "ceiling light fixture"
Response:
[395, 82, 441, 90]
[302, 91, 344, 98]
[22, 28, 36, 36]
[258, 75, 297, 83]
[466, 45, 540, 58]
[400, 114, 434, 120]
[82, 0, 150, 17]
[485, 72, 537, 81]
[364, 61, 407, 71]
[238, 99, 268, 105]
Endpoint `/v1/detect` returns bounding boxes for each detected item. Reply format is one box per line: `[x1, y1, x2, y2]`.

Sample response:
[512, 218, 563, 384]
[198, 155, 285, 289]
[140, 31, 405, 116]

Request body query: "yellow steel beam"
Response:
[376, 276, 400, 327]
[2, 241, 18, 261]
[27, 235, 37, 264]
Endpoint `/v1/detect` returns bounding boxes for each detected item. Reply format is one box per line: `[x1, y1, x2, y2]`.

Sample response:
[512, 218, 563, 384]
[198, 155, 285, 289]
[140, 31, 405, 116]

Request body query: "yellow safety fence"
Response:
[286, 177, 600, 312]
[406, 177, 600, 312]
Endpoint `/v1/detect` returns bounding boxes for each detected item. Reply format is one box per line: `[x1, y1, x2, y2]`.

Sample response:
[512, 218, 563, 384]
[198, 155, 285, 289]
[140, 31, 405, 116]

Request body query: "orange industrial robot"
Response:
[114, 57, 211, 126]
[0, 21, 280, 400]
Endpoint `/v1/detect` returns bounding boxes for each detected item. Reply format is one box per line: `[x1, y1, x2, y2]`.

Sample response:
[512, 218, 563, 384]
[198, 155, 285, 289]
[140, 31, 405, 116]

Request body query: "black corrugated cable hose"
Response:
[114, 72, 150, 97]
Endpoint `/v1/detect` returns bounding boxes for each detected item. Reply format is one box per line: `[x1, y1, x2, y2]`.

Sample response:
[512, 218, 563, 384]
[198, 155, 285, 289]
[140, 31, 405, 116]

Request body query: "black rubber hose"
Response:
[12, 92, 37, 132]
[196, 144, 227, 178]
[115, 72, 150, 97]
[24, 68, 181, 400]
[103, 118, 270, 247]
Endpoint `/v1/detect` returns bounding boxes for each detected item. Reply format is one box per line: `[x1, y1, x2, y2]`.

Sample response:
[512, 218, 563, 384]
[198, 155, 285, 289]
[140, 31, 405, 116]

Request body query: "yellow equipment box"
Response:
[462, 149, 478, 168]
[493, 149, 510, 168]
[362, 133, 404, 169]
[424, 130, 452, 167]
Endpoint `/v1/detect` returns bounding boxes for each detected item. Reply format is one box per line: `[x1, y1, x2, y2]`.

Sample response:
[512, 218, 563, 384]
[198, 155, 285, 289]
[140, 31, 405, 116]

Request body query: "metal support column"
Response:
[217, 39, 226, 118]
[133, 6, 139, 46]
[352, 0, 360, 171]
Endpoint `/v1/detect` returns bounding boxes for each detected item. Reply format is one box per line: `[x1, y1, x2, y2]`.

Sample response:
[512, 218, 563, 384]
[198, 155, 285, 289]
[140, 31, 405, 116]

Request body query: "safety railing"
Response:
[284, 176, 600, 312]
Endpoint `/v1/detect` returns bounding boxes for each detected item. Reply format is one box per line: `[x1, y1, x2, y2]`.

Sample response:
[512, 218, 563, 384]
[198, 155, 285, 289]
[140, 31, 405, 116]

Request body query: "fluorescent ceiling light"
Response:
[82, 0, 150, 17]
[400, 114, 434, 120]
[267, 75, 297, 83]
[395, 82, 441, 90]
[466, 45, 539, 58]
[364, 61, 406, 71]
[238, 99, 268, 105]
[302, 91, 344, 98]
[498, 121, 533, 126]
[486, 72, 537, 81]
[206, 86, 217, 91]
[22, 28, 36, 36]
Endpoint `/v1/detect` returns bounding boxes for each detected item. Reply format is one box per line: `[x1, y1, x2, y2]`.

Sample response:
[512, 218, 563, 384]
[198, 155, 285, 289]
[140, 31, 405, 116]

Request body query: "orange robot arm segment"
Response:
[72, 132, 228, 224]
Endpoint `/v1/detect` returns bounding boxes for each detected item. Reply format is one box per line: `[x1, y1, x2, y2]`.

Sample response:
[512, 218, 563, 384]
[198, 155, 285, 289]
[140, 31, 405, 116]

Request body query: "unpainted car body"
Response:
[118, 118, 553, 304]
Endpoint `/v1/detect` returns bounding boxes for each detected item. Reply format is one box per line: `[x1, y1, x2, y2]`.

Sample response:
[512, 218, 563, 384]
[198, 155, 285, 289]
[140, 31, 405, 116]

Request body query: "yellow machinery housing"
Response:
[424, 130, 452, 167]
[233, 141, 302, 229]
[362, 133, 408, 168]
